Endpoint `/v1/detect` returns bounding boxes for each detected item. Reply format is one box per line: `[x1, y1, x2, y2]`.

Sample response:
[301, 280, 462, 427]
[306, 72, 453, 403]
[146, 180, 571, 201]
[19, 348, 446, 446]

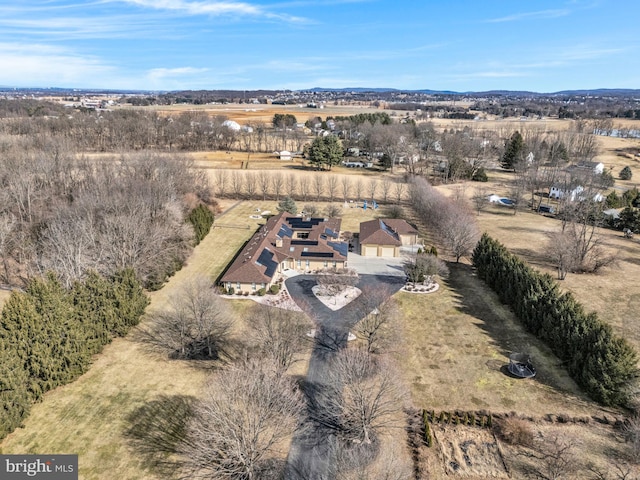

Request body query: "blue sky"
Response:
[0, 0, 637, 92]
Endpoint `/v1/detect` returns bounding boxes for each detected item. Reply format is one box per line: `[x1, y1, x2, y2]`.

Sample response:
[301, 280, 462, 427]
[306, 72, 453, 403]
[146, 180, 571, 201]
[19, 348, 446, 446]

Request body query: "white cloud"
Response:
[0, 43, 117, 87]
[487, 9, 571, 23]
[113, 0, 307, 22]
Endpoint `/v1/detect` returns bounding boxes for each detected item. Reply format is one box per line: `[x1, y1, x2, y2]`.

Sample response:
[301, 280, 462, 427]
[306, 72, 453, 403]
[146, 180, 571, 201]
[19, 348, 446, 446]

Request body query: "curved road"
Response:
[284, 274, 404, 479]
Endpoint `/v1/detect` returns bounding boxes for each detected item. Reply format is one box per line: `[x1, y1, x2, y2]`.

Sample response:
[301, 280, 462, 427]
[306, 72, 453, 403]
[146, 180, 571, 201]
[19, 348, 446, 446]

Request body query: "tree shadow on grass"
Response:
[124, 394, 196, 478]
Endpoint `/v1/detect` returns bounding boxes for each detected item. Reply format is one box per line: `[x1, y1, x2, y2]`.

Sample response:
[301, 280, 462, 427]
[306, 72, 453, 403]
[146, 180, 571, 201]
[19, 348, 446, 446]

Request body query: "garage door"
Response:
[380, 246, 396, 257]
[361, 245, 377, 256]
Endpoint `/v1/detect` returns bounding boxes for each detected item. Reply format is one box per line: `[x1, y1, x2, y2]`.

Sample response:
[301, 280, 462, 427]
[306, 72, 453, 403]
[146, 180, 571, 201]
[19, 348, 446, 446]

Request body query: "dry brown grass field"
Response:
[4, 109, 640, 478]
[136, 102, 383, 124]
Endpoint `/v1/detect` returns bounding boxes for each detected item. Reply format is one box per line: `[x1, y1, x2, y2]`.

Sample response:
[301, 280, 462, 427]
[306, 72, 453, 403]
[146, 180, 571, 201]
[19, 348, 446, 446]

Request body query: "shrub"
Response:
[227, 287, 235, 295]
[269, 284, 281, 295]
[494, 417, 534, 447]
[620, 166, 633, 180]
[257, 288, 266, 296]
[423, 412, 433, 447]
[472, 167, 488, 182]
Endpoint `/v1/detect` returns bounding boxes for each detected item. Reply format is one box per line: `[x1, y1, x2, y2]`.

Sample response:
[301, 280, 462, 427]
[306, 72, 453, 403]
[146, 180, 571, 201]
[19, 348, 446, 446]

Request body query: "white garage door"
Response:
[361, 245, 377, 256]
[380, 246, 396, 257]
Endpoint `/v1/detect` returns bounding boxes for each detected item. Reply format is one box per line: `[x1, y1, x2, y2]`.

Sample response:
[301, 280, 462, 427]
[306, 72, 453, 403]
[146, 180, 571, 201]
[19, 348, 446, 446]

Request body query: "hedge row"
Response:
[0, 269, 149, 439]
[472, 233, 638, 407]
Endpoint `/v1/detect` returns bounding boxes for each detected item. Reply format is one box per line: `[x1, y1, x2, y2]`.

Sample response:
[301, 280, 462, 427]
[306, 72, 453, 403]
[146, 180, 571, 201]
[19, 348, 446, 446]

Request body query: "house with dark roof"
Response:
[359, 219, 418, 257]
[220, 212, 348, 293]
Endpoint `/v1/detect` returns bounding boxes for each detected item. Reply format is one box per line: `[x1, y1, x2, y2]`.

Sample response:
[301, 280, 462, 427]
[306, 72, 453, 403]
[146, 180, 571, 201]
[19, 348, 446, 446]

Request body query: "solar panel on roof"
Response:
[278, 224, 293, 238]
[291, 240, 318, 246]
[328, 241, 348, 257]
[324, 228, 339, 238]
[301, 251, 333, 258]
[380, 220, 400, 240]
[256, 248, 278, 278]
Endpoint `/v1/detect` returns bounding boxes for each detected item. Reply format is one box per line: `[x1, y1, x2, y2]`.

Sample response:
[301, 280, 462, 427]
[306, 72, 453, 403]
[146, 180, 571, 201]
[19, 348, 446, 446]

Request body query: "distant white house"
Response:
[222, 120, 241, 132]
[550, 185, 604, 202]
[278, 150, 292, 161]
[575, 161, 605, 175]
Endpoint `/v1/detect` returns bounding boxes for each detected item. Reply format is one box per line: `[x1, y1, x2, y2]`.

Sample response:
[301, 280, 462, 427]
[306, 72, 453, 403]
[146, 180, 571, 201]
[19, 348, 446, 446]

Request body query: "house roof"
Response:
[359, 218, 417, 246]
[221, 212, 346, 284]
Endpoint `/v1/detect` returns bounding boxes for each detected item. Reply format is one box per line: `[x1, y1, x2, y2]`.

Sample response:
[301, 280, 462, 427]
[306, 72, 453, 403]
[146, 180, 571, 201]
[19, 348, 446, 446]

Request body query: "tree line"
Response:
[0, 269, 149, 439]
[0, 137, 212, 290]
[472, 233, 638, 406]
[210, 169, 407, 204]
[409, 177, 480, 262]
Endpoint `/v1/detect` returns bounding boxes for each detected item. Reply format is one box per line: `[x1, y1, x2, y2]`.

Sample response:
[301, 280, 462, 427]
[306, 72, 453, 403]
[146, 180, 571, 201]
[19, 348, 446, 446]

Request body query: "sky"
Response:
[0, 0, 638, 92]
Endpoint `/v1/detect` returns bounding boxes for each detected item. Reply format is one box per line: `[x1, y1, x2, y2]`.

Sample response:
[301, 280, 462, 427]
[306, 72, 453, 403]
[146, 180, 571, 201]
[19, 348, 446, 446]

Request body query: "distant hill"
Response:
[2, 86, 640, 98]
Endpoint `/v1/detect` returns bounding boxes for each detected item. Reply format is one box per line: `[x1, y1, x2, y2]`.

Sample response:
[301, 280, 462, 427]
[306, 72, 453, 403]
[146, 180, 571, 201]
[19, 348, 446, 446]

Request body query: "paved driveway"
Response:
[284, 273, 404, 479]
[346, 251, 406, 276]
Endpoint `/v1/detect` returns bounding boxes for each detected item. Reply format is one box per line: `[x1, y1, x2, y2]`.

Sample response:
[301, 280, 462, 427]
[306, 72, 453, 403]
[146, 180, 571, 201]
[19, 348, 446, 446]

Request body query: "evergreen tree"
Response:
[307, 135, 343, 170]
[187, 204, 215, 245]
[277, 196, 297, 214]
[501, 131, 526, 170]
[0, 343, 31, 438]
[620, 166, 633, 180]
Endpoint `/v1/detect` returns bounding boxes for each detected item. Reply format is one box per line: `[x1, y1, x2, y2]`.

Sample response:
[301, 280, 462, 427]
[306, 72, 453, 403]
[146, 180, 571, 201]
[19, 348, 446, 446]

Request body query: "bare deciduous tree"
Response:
[309, 349, 403, 446]
[341, 176, 352, 201]
[380, 177, 392, 203]
[286, 173, 297, 198]
[299, 175, 311, 202]
[248, 305, 310, 371]
[313, 174, 325, 202]
[326, 204, 341, 218]
[368, 179, 378, 201]
[272, 172, 284, 201]
[327, 175, 338, 202]
[179, 359, 305, 480]
[257, 170, 271, 201]
[355, 297, 398, 354]
[523, 433, 579, 480]
[142, 277, 234, 360]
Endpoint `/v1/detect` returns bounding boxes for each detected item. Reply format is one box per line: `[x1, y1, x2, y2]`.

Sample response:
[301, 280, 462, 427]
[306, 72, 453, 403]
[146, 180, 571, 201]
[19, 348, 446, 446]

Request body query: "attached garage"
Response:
[380, 246, 397, 257]
[361, 245, 379, 257]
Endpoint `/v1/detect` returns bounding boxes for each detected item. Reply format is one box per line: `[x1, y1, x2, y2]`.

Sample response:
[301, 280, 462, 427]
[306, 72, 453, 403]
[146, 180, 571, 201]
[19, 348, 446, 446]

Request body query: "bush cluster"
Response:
[472, 234, 638, 406]
[423, 409, 492, 430]
[0, 269, 149, 439]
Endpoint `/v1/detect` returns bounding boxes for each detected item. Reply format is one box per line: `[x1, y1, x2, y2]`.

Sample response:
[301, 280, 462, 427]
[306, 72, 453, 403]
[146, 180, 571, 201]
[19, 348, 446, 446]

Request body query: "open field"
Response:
[127, 102, 383, 124]
[0, 201, 310, 479]
[394, 264, 633, 478]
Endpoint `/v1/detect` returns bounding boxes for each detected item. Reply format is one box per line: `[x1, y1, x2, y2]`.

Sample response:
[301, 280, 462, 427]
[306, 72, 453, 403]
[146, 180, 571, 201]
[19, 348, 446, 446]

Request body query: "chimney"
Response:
[275, 237, 283, 248]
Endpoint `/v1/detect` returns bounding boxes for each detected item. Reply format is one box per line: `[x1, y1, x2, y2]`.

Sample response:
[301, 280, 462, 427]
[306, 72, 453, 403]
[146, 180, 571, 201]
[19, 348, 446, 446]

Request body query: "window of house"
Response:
[252, 282, 256, 291]
[236, 282, 241, 291]
[333, 261, 337, 268]
[261, 283, 266, 289]
[306, 260, 310, 268]
[297, 259, 301, 268]
[324, 261, 328, 267]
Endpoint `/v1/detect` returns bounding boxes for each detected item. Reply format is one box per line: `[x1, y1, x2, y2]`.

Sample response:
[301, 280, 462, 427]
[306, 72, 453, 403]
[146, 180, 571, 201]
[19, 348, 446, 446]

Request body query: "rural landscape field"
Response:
[0, 87, 639, 480]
